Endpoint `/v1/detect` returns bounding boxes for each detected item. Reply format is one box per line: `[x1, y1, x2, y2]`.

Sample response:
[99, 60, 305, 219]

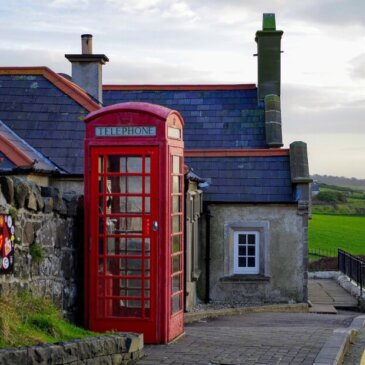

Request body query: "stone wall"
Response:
[0, 333, 143, 365]
[0, 175, 83, 322]
[207, 204, 307, 304]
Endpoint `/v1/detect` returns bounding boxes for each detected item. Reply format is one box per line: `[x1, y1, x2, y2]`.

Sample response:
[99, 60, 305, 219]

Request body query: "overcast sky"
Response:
[1, 0, 364, 178]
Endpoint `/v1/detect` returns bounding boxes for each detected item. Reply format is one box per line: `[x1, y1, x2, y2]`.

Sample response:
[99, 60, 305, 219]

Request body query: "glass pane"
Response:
[98, 278, 104, 297]
[98, 258, 104, 273]
[238, 257, 246, 267]
[172, 255, 180, 273]
[98, 237, 104, 255]
[106, 258, 142, 276]
[99, 195, 103, 213]
[173, 176, 180, 193]
[145, 176, 150, 194]
[145, 157, 151, 173]
[172, 275, 181, 293]
[172, 235, 180, 253]
[172, 196, 180, 213]
[172, 156, 180, 174]
[238, 234, 246, 245]
[172, 295, 181, 314]
[127, 176, 142, 193]
[145, 197, 150, 213]
[145, 238, 150, 254]
[97, 299, 104, 318]
[127, 157, 142, 173]
[98, 156, 104, 173]
[248, 257, 255, 267]
[98, 176, 103, 193]
[107, 217, 142, 234]
[127, 197, 142, 213]
[238, 246, 246, 256]
[108, 176, 126, 193]
[248, 246, 256, 256]
[108, 156, 126, 172]
[172, 215, 180, 233]
[248, 234, 255, 245]
[105, 299, 142, 318]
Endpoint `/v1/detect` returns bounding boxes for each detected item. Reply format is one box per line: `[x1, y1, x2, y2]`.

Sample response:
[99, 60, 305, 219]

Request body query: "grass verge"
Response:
[309, 214, 365, 256]
[0, 293, 97, 348]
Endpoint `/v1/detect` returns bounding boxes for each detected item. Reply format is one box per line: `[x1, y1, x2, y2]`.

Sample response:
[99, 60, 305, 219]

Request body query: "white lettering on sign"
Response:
[96, 126, 157, 137]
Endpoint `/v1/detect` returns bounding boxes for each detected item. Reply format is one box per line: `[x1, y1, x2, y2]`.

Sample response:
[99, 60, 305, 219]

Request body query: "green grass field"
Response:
[309, 214, 365, 256]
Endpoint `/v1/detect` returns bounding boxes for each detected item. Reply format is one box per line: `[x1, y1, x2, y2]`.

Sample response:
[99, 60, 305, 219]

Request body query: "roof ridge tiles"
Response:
[0, 67, 100, 112]
[103, 84, 257, 91]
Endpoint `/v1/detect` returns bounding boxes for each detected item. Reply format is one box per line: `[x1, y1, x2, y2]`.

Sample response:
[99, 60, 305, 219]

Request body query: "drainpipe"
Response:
[205, 206, 212, 303]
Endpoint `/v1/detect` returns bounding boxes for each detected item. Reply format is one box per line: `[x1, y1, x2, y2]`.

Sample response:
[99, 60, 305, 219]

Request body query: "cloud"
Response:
[105, 0, 162, 13]
[48, 0, 89, 8]
[282, 84, 365, 135]
[104, 56, 214, 84]
[349, 54, 365, 80]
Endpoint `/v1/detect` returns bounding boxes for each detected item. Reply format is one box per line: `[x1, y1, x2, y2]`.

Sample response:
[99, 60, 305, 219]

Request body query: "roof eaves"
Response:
[0, 66, 100, 112]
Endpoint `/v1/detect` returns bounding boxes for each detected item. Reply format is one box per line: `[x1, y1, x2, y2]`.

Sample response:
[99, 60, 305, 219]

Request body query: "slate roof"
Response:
[103, 86, 295, 203]
[0, 68, 99, 174]
[103, 85, 266, 149]
[0, 120, 61, 172]
[185, 155, 293, 202]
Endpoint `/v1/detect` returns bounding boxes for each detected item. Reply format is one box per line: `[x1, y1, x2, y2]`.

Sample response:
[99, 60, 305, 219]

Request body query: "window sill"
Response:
[220, 275, 270, 283]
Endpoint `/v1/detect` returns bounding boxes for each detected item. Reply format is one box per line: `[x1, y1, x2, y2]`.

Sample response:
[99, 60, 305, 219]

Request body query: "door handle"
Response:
[152, 221, 158, 231]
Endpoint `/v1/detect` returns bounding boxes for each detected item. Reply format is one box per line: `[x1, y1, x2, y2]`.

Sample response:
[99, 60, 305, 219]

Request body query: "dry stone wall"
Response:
[0, 175, 84, 322]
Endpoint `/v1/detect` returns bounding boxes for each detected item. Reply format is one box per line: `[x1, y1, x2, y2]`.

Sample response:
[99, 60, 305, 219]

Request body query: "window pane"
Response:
[238, 257, 246, 267]
[172, 156, 180, 174]
[172, 255, 180, 272]
[127, 157, 142, 172]
[108, 156, 126, 172]
[98, 258, 104, 273]
[172, 274, 181, 293]
[248, 246, 256, 256]
[248, 257, 255, 267]
[107, 217, 142, 234]
[127, 176, 142, 193]
[172, 295, 181, 314]
[108, 176, 126, 193]
[238, 246, 246, 256]
[98, 156, 104, 173]
[105, 299, 142, 318]
[98, 237, 104, 255]
[248, 234, 255, 245]
[145, 157, 150, 173]
[144, 197, 150, 213]
[98, 176, 104, 193]
[145, 176, 150, 194]
[238, 234, 246, 245]
[145, 238, 150, 254]
[172, 215, 180, 233]
[173, 176, 180, 193]
[172, 196, 180, 213]
[107, 258, 142, 276]
[172, 235, 180, 253]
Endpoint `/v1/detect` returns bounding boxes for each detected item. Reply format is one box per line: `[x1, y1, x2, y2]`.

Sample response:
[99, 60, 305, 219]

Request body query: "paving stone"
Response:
[137, 311, 361, 365]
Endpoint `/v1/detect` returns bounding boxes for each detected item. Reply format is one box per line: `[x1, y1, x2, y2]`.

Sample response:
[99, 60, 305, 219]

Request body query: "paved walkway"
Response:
[138, 312, 359, 365]
[308, 279, 358, 311]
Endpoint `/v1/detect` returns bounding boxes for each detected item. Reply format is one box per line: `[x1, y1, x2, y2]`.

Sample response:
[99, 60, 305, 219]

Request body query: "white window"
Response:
[233, 231, 259, 274]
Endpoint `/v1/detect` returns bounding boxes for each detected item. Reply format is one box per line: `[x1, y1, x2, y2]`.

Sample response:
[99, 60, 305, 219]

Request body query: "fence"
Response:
[338, 249, 365, 293]
[309, 247, 338, 258]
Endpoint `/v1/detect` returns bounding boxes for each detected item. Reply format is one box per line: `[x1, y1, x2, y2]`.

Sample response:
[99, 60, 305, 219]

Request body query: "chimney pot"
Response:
[81, 34, 93, 54]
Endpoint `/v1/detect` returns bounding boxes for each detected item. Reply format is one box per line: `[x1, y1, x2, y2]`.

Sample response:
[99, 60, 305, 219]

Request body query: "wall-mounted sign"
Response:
[0, 215, 14, 274]
[96, 126, 156, 137]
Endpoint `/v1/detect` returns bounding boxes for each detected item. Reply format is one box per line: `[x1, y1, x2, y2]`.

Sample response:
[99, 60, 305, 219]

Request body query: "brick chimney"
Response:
[255, 14, 283, 101]
[65, 34, 109, 104]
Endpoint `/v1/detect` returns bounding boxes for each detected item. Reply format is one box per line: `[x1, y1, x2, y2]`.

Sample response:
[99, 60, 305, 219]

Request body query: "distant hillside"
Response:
[312, 174, 365, 190]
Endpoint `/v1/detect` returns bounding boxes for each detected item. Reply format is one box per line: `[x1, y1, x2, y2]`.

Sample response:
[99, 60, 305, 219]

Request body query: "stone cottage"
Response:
[0, 13, 311, 316]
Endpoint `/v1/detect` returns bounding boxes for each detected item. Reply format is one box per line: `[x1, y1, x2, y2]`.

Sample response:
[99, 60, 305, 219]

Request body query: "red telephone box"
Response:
[84, 102, 184, 344]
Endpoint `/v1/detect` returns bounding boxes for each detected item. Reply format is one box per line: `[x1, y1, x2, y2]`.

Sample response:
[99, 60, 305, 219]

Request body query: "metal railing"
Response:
[338, 249, 365, 293]
[309, 247, 338, 258]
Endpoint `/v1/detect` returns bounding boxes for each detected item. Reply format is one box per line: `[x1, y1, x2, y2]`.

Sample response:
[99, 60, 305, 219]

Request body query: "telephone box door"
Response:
[89, 146, 159, 342]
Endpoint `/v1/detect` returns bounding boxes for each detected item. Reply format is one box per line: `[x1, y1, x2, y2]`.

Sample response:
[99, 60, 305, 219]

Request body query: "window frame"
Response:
[233, 231, 260, 274]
